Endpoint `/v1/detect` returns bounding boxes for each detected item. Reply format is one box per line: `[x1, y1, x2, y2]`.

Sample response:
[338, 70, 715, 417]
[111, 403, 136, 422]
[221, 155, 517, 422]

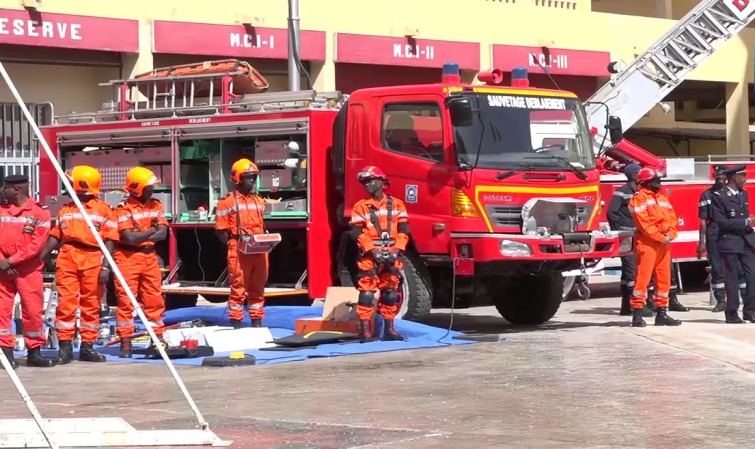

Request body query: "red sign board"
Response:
[492, 45, 610, 77]
[0, 8, 138, 52]
[152, 21, 326, 61]
[335, 33, 480, 70]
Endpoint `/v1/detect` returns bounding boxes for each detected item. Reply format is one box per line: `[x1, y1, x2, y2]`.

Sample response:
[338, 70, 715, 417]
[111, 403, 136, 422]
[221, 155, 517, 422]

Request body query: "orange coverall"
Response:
[350, 195, 409, 320]
[113, 197, 168, 338]
[0, 199, 50, 350]
[628, 187, 678, 310]
[215, 192, 269, 320]
[51, 199, 118, 343]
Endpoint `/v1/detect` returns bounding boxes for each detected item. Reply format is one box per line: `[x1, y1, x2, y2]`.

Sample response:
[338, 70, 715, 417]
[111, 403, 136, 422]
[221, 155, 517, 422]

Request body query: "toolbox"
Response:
[259, 169, 293, 190]
[264, 198, 307, 214]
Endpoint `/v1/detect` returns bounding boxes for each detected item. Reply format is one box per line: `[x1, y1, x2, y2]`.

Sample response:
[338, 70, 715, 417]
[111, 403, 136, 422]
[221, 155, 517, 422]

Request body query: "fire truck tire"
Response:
[492, 273, 564, 325]
[398, 251, 433, 322]
[562, 275, 577, 301]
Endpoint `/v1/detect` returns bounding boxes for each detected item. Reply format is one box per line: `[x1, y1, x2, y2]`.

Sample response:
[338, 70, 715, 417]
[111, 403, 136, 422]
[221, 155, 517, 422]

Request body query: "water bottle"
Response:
[73, 309, 81, 350]
[13, 301, 24, 352]
[97, 304, 111, 345]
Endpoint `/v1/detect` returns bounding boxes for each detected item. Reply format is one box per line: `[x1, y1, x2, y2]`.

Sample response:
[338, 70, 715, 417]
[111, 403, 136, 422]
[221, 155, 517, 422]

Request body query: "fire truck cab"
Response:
[39, 61, 631, 325]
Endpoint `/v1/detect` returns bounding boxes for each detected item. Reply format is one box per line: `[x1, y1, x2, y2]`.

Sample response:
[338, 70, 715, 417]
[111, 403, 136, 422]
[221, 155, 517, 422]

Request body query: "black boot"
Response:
[382, 319, 406, 341]
[79, 342, 106, 362]
[631, 309, 647, 328]
[250, 319, 262, 328]
[57, 340, 74, 365]
[668, 291, 690, 312]
[619, 285, 632, 316]
[230, 319, 242, 329]
[655, 307, 682, 326]
[358, 319, 377, 343]
[26, 347, 57, 367]
[645, 298, 657, 312]
[1, 346, 18, 370]
[711, 289, 726, 313]
[119, 338, 133, 358]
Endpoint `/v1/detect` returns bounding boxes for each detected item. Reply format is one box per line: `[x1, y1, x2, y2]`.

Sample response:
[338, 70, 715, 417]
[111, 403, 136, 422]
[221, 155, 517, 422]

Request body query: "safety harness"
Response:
[368, 195, 396, 248]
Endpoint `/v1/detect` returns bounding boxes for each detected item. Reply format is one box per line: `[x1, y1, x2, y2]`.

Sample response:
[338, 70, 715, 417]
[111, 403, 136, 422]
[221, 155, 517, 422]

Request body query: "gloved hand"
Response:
[151, 218, 159, 228]
[663, 235, 671, 246]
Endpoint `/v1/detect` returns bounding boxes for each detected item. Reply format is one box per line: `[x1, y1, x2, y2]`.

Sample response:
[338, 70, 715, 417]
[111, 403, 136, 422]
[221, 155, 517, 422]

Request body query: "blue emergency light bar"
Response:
[442, 62, 461, 84]
[511, 67, 530, 87]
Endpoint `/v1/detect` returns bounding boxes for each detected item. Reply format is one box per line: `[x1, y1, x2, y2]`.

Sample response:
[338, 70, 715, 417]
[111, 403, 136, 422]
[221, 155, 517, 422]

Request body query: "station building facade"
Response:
[0, 0, 753, 187]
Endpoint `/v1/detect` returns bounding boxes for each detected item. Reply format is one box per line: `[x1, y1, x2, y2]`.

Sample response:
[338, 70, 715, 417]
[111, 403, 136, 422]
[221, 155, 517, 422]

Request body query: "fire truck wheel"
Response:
[492, 273, 564, 325]
[397, 251, 433, 322]
[562, 275, 577, 301]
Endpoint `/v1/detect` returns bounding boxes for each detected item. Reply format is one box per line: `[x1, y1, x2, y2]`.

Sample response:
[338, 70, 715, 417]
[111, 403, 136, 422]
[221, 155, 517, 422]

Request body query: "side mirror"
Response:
[607, 115, 623, 145]
[445, 96, 473, 127]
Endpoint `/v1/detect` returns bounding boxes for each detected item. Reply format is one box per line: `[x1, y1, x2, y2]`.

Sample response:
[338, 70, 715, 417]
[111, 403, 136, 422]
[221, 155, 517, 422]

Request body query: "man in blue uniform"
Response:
[710, 164, 755, 324]
[608, 164, 653, 316]
[697, 166, 735, 313]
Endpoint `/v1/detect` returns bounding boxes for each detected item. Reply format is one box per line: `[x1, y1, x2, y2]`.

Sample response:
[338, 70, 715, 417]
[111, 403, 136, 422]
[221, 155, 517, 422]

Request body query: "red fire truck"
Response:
[38, 61, 632, 325]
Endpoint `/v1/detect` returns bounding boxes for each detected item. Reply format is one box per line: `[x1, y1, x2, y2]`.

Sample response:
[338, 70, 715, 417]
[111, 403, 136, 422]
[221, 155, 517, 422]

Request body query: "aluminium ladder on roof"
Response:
[53, 71, 346, 125]
[585, 0, 755, 154]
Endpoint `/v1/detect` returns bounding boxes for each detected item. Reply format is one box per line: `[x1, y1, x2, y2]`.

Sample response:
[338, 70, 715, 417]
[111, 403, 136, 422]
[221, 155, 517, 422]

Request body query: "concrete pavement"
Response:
[2, 280, 755, 448]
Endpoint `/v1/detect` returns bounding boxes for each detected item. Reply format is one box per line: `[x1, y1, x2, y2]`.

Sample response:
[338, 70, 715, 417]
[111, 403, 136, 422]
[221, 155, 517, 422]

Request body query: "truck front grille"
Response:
[484, 204, 594, 230]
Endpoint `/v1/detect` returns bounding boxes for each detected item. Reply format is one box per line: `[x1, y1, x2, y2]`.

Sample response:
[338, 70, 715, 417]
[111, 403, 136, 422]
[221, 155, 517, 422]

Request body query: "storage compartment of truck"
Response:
[173, 135, 308, 222]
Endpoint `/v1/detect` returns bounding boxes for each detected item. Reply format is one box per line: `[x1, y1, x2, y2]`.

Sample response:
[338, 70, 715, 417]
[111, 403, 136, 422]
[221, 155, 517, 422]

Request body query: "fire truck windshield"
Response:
[453, 93, 595, 171]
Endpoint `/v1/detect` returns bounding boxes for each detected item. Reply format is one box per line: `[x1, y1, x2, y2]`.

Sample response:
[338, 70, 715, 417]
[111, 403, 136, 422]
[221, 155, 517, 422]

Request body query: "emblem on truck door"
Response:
[405, 185, 418, 204]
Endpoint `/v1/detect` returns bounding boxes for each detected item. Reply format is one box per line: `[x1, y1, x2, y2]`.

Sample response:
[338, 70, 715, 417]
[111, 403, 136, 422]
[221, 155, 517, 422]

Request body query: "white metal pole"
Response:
[0, 349, 60, 449]
[0, 62, 210, 430]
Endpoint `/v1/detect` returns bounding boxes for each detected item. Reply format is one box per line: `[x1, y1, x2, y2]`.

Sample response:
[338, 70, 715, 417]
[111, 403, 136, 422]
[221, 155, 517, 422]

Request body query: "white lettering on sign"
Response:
[229, 33, 275, 50]
[529, 53, 568, 70]
[392, 43, 435, 60]
[723, 0, 754, 19]
[188, 118, 211, 124]
[487, 95, 567, 110]
[141, 121, 160, 127]
[0, 18, 82, 40]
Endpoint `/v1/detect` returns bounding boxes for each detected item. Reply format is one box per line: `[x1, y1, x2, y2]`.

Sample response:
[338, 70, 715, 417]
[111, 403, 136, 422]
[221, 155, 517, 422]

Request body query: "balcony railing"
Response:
[481, 0, 588, 11]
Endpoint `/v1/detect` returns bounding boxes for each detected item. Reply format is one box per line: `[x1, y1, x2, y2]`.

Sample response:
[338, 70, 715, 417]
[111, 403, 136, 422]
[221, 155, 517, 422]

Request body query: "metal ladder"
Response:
[55, 72, 346, 124]
[586, 0, 755, 153]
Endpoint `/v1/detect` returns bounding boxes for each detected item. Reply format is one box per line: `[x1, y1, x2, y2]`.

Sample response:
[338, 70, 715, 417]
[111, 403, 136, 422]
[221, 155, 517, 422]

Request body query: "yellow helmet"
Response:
[230, 158, 259, 184]
[124, 166, 159, 196]
[67, 165, 102, 195]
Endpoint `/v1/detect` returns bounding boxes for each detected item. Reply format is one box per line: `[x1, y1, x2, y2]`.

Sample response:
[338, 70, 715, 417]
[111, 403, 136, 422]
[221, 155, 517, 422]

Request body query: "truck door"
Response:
[365, 95, 451, 253]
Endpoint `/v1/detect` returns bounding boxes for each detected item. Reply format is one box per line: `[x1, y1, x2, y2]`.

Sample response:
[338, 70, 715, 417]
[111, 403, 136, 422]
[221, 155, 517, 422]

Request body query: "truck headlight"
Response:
[499, 240, 532, 257]
[618, 236, 633, 253]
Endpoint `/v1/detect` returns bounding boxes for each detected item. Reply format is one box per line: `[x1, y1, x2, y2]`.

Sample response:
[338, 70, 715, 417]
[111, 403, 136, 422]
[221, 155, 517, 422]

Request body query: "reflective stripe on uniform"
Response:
[631, 290, 647, 298]
[116, 320, 134, 327]
[655, 291, 669, 298]
[712, 283, 725, 289]
[740, 283, 747, 289]
[217, 202, 262, 217]
[23, 330, 43, 338]
[247, 303, 263, 310]
[54, 321, 76, 329]
[629, 198, 673, 214]
[117, 211, 163, 222]
[228, 304, 244, 310]
[80, 323, 100, 329]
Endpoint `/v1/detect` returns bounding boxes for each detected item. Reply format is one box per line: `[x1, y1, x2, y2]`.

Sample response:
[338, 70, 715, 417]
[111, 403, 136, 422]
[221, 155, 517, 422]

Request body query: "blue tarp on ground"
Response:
[22, 306, 475, 367]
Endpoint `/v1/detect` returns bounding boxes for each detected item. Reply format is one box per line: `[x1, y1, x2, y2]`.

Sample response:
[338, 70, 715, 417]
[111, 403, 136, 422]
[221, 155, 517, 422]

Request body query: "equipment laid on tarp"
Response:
[273, 331, 359, 348]
[134, 341, 214, 360]
[201, 352, 257, 367]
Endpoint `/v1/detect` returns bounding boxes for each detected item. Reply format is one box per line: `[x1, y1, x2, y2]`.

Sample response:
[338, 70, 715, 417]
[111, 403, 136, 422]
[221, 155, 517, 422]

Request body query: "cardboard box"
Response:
[293, 286, 375, 335]
[295, 318, 362, 334]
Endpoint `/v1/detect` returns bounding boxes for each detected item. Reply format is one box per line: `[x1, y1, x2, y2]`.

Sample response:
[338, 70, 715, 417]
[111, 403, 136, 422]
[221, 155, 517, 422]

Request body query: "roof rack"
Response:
[53, 71, 347, 125]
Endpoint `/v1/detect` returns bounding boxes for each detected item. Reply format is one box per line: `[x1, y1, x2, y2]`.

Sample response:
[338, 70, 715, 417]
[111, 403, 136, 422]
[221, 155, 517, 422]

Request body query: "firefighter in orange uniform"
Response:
[114, 167, 168, 358]
[39, 166, 116, 364]
[628, 167, 682, 328]
[350, 166, 409, 343]
[0, 174, 56, 369]
[215, 159, 269, 329]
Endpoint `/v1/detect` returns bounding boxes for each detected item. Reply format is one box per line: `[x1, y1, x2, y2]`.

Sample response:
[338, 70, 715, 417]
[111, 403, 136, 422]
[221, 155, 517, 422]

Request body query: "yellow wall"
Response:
[2, 0, 751, 84]
[0, 0, 752, 152]
[0, 63, 119, 119]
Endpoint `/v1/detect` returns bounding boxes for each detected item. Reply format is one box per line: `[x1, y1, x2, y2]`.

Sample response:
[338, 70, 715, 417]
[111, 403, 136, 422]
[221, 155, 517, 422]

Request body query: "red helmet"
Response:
[636, 167, 659, 184]
[357, 165, 390, 185]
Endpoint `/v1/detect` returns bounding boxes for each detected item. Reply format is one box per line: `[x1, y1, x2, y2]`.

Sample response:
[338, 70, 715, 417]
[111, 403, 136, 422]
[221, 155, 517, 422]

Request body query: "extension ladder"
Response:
[586, 0, 755, 153]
